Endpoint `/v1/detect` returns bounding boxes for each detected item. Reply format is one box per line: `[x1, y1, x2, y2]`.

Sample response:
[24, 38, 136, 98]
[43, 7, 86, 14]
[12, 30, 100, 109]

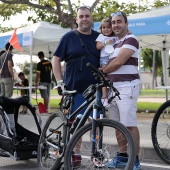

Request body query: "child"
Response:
[17, 72, 29, 97]
[96, 18, 117, 107]
[17, 72, 29, 114]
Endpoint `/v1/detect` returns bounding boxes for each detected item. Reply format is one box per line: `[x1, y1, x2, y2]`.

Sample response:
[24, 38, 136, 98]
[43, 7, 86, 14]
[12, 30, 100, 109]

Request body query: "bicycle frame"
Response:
[63, 83, 104, 147]
[57, 63, 119, 158]
[38, 63, 125, 170]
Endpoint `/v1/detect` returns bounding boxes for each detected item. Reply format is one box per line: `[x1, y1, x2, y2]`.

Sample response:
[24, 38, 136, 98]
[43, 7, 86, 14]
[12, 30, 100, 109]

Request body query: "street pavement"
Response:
[0, 113, 170, 170]
[0, 94, 169, 169]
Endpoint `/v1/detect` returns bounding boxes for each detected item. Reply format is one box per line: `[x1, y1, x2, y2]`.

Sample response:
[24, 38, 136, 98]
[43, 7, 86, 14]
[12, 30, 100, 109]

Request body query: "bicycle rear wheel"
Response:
[37, 111, 66, 170]
[151, 100, 170, 164]
[64, 119, 136, 170]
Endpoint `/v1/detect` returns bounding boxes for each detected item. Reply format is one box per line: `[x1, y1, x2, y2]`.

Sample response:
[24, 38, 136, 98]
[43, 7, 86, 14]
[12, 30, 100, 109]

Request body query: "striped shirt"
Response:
[107, 34, 140, 87]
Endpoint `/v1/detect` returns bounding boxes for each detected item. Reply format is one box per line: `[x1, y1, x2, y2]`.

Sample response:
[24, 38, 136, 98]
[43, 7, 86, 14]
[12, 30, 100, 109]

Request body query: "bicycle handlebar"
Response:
[86, 63, 120, 99]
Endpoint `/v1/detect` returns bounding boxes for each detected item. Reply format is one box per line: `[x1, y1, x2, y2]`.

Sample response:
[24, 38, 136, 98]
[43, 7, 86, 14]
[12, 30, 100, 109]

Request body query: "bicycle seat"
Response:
[0, 96, 30, 107]
[62, 90, 78, 95]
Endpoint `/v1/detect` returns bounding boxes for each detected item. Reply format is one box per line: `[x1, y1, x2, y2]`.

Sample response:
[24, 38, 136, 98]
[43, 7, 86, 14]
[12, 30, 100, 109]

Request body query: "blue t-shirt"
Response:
[54, 30, 100, 93]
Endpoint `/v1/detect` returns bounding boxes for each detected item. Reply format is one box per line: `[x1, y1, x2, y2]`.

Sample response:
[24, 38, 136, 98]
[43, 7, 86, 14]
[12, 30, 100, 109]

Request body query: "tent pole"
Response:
[138, 47, 142, 92]
[152, 50, 156, 89]
[29, 31, 33, 98]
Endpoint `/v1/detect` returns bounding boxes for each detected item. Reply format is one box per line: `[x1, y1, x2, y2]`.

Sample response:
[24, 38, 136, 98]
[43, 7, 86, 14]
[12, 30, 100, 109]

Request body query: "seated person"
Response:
[16, 72, 29, 114]
[15, 72, 29, 97]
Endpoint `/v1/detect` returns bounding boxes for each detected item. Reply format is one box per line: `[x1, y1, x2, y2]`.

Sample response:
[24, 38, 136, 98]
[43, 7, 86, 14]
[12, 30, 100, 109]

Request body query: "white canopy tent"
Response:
[0, 21, 71, 56]
[128, 5, 170, 86]
[94, 5, 170, 86]
[0, 21, 70, 95]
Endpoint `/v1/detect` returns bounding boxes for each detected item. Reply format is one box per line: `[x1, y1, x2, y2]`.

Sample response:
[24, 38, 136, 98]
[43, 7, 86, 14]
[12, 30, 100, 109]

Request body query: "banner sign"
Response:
[93, 15, 170, 36]
[0, 31, 33, 49]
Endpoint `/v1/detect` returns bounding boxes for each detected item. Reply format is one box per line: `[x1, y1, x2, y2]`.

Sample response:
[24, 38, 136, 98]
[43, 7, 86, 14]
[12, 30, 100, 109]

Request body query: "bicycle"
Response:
[151, 99, 170, 164]
[38, 63, 136, 170]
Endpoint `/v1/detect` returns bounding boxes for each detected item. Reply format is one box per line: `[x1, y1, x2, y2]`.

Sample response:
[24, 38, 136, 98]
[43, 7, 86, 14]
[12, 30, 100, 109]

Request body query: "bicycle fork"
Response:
[91, 104, 103, 158]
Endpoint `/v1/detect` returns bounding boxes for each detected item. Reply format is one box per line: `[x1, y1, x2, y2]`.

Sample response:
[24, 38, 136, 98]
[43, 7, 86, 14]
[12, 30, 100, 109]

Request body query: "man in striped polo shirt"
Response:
[102, 12, 141, 170]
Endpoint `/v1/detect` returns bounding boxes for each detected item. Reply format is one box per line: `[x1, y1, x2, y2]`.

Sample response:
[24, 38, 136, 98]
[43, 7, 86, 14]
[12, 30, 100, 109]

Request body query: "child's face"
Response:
[101, 22, 113, 37]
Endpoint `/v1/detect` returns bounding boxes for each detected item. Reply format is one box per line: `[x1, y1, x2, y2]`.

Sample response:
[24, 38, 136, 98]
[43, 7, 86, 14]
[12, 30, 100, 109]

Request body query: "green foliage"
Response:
[15, 61, 37, 84]
[141, 49, 162, 74]
[0, 0, 169, 30]
[18, 61, 37, 75]
[151, 0, 170, 8]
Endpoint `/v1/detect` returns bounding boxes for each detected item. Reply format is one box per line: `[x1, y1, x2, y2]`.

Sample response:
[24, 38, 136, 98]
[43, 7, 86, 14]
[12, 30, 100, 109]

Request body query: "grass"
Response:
[139, 89, 169, 97]
[20, 89, 167, 112]
[138, 89, 166, 111]
[137, 102, 162, 111]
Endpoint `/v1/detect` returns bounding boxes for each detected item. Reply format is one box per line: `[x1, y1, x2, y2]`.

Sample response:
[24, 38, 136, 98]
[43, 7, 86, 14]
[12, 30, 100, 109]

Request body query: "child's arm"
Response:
[96, 41, 104, 50]
[96, 39, 114, 50]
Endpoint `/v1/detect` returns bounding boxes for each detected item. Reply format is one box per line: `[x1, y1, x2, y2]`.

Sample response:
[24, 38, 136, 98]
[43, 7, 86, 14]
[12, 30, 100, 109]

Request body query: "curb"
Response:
[140, 146, 166, 164]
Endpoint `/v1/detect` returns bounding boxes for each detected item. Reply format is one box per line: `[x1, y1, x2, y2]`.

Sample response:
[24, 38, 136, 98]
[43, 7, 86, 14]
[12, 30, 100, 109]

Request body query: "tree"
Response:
[141, 48, 162, 86]
[0, 0, 169, 31]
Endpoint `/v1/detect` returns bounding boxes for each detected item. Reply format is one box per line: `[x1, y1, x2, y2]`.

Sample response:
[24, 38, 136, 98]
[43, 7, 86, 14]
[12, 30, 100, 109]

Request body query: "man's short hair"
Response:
[38, 51, 45, 58]
[77, 5, 91, 12]
[5, 42, 13, 51]
[0, 50, 5, 56]
[18, 72, 24, 77]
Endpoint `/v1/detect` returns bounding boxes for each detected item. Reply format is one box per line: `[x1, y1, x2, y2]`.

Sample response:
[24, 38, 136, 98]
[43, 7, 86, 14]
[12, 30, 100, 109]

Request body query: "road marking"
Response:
[141, 162, 170, 169]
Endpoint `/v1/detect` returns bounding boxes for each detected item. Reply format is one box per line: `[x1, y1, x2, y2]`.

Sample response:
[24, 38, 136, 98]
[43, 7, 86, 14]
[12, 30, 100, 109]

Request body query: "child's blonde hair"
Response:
[99, 18, 115, 36]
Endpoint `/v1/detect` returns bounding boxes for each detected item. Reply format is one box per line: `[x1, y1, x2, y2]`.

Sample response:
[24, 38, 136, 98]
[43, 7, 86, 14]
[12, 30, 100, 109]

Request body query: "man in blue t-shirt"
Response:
[53, 8, 100, 93]
[52, 6, 101, 167]
[53, 6, 101, 113]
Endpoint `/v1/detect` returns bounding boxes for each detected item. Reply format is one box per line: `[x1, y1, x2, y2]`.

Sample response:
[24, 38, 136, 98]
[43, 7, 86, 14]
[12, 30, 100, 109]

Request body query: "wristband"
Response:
[104, 41, 108, 46]
[57, 80, 63, 84]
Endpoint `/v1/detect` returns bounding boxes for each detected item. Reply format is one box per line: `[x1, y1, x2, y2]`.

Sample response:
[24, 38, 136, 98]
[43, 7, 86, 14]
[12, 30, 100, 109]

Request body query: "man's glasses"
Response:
[77, 5, 91, 11]
[110, 11, 127, 23]
[110, 12, 123, 17]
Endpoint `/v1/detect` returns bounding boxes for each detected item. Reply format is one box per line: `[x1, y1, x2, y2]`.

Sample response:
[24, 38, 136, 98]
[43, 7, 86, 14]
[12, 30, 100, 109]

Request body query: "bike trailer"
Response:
[0, 95, 41, 160]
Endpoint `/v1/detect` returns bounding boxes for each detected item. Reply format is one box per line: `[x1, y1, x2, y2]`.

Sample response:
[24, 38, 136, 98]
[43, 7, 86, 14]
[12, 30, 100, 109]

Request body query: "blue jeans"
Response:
[72, 93, 105, 118]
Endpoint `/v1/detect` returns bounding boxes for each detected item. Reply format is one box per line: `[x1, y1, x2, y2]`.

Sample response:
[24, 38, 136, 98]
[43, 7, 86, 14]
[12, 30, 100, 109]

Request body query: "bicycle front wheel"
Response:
[37, 111, 66, 170]
[64, 119, 136, 170]
[151, 100, 170, 164]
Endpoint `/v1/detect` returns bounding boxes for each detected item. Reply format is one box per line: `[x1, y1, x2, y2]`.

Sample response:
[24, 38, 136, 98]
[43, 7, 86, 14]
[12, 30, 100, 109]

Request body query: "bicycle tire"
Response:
[37, 111, 67, 170]
[151, 100, 170, 164]
[64, 119, 136, 170]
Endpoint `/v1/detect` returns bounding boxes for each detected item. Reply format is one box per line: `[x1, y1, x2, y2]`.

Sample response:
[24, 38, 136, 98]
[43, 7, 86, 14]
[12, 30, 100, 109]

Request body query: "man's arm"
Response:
[8, 60, 14, 80]
[52, 56, 63, 81]
[102, 48, 134, 74]
[35, 71, 40, 86]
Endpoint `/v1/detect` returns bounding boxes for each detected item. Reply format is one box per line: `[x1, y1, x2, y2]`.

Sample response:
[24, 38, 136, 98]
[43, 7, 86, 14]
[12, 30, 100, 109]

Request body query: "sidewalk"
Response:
[138, 96, 167, 103]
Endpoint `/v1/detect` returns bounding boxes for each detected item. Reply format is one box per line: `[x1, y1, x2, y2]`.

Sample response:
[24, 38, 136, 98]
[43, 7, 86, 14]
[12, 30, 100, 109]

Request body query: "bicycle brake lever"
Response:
[108, 97, 114, 104]
[117, 96, 121, 100]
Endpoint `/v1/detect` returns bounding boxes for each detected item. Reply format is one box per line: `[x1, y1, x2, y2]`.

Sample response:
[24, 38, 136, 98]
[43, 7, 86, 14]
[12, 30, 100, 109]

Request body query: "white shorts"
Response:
[107, 84, 140, 127]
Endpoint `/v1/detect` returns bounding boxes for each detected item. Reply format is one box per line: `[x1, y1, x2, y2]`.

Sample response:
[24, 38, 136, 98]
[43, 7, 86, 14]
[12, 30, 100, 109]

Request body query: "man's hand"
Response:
[57, 80, 66, 95]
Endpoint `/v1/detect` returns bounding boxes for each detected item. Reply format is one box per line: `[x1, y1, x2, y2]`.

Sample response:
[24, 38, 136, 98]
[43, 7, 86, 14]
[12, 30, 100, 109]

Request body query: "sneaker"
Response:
[92, 157, 105, 168]
[101, 98, 110, 107]
[133, 158, 141, 170]
[105, 152, 128, 168]
[71, 154, 82, 168]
